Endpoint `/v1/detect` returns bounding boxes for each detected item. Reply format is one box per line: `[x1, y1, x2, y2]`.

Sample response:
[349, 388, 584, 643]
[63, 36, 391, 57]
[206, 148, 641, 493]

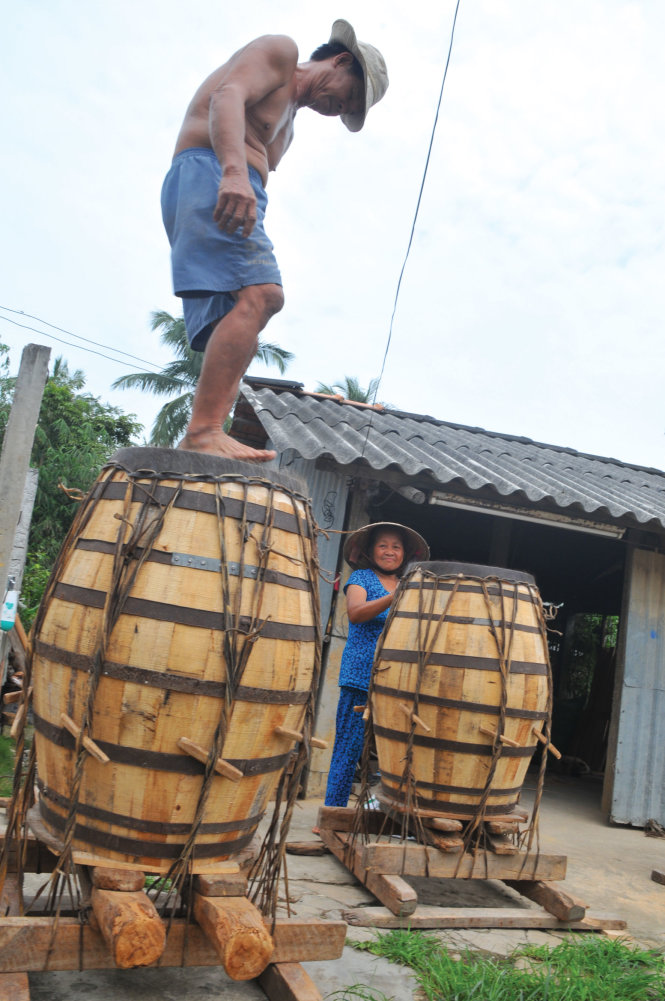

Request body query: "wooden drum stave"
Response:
[371, 561, 552, 820]
[31, 448, 321, 871]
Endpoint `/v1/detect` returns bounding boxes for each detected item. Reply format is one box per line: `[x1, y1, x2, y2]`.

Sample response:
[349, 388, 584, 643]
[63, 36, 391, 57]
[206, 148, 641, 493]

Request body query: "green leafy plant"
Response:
[352, 929, 665, 1000]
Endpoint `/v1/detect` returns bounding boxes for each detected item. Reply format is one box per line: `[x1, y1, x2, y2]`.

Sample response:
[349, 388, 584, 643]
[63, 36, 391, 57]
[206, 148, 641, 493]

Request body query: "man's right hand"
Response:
[213, 174, 257, 238]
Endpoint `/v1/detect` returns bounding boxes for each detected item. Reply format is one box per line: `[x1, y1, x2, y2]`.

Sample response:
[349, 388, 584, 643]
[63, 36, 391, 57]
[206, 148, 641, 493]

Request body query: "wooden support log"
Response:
[193, 892, 274, 981]
[0, 972, 30, 1001]
[2, 690, 22, 705]
[651, 869, 665, 886]
[90, 886, 166, 969]
[177, 736, 243, 782]
[505, 879, 587, 920]
[258, 962, 323, 1001]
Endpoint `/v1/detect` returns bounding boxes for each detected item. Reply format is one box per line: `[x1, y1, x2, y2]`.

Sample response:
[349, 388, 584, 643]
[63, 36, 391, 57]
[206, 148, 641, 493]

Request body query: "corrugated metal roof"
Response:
[238, 379, 665, 532]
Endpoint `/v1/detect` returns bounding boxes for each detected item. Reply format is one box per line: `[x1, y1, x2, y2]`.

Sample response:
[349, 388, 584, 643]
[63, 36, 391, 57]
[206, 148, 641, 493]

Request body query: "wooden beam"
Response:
[505, 880, 587, 921]
[193, 894, 275, 981]
[0, 916, 346, 972]
[0, 972, 30, 1001]
[651, 869, 665, 886]
[258, 962, 323, 1001]
[319, 829, 417, 917]
[357, 838, 567, 881]
[342, 906, 627, 931]
[90, 886, 166, 969]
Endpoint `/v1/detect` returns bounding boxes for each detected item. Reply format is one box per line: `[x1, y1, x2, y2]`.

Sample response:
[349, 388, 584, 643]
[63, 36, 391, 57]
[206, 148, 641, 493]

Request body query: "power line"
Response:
[372, 0, 463, 405]
[0, 305, 163, 371]
[0, 313, 161, 373]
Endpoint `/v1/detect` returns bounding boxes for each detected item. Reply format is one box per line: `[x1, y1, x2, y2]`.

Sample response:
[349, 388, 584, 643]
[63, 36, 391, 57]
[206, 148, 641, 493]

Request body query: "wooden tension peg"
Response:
[60, 712, 110, 763]
[398, 702, 431, 733]
[177, 737, 244, 781]
[273, 725, 327, 749]
[478, 724, 520, 748]
[532, 726, 562, 759]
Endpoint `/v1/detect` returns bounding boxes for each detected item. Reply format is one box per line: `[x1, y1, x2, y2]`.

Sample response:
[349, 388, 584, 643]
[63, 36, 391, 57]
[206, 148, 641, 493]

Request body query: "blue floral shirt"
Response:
[338, 568, 390, 692]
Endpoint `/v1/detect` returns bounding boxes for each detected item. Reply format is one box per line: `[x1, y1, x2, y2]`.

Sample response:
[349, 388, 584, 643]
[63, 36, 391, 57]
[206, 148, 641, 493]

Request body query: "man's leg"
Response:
[179, 283, 284, 460]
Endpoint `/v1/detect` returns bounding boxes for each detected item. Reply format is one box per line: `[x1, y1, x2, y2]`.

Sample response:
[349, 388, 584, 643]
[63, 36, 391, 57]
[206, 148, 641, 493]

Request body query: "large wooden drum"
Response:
[371, 561, 551, 819]
[31, 448, 320, 871]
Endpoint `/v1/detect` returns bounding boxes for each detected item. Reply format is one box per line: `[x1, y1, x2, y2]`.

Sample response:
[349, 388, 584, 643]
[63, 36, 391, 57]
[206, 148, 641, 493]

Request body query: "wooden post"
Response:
[0, 344, 50, 606]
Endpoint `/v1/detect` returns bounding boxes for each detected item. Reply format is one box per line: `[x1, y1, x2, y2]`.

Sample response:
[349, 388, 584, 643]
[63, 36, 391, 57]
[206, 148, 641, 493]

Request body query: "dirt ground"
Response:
[9, 774, 665, 1000]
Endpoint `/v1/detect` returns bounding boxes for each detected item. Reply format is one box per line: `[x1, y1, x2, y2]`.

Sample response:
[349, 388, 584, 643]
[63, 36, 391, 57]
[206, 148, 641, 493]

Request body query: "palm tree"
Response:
[113, 311, 294, 446]
[314, 376, 381, 404]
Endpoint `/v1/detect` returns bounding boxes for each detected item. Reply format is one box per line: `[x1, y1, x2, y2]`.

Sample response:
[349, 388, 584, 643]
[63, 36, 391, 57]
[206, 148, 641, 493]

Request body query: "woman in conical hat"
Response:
[321, 522, 429, 813]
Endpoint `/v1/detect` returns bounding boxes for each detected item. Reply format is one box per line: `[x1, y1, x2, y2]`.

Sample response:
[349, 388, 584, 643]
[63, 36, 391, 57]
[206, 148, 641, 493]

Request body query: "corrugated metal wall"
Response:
[277, 454, 349, 628]
[609, 547, 665, 826]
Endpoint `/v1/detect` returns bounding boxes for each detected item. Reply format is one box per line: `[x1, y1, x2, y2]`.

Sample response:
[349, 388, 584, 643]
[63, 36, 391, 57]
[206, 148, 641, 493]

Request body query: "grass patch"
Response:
[352, 929, 665, 1000]
[0, 734, 16, 796]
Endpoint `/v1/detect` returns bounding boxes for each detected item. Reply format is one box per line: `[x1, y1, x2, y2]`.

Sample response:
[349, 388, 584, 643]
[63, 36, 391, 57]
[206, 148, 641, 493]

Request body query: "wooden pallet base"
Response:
[0, 832, 346, 1001]
[318, 807, 626, 934]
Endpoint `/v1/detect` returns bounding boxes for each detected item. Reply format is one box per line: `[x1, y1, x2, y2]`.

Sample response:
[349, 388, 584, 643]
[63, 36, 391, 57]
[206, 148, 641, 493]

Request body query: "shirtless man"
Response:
[161, 19, 388, 461]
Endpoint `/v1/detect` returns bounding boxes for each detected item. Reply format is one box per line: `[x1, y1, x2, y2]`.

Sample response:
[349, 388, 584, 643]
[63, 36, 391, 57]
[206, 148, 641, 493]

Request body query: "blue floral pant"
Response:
[324, 685, 368, 807]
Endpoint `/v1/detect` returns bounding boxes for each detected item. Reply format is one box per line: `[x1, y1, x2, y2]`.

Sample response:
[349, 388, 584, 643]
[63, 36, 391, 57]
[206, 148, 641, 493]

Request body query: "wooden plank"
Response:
[0, 916, 346, 972]
[90, 867, 145, 892]
[358, 839, 567, 881]
[0, 972, 30, 1001]
[505, 880, 587, 921]
[258, 962, 323, 1001]
[319, 829, 417, 917]
[651, 869, 665, 886]
[485, 833, 519, 856]
[342, 906, 627, 931]
[194, 872, 249, 897]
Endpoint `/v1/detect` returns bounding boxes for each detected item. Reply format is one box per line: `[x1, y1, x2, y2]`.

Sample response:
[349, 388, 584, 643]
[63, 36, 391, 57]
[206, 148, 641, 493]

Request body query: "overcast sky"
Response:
[2, 1, 664, 469]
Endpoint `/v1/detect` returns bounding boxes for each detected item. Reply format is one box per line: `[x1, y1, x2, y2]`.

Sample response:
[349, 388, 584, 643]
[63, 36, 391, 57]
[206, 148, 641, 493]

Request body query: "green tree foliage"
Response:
[314, 375, 381, 403]
[0, 347, 141, 626]
[112, 311, 294, 446]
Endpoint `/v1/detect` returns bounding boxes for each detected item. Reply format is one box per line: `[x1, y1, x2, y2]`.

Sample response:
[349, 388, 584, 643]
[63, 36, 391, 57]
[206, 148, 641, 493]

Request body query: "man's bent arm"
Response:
[209, 36, 298, 237]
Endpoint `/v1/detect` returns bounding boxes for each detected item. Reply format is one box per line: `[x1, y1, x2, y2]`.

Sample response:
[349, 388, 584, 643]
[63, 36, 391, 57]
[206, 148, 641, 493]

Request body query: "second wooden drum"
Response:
[371, 561, 552, 819]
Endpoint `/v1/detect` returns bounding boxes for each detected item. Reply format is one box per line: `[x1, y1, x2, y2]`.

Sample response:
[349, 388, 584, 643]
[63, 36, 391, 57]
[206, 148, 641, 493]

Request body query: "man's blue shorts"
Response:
[161, 148, 283, 352]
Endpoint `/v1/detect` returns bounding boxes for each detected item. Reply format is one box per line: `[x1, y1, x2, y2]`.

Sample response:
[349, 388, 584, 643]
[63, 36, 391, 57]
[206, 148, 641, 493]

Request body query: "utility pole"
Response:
[0, 343, 51, 605]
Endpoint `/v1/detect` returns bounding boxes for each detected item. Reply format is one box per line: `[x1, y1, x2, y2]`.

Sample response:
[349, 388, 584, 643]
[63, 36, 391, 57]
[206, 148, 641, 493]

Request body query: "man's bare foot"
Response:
[178, 428, 276, 462]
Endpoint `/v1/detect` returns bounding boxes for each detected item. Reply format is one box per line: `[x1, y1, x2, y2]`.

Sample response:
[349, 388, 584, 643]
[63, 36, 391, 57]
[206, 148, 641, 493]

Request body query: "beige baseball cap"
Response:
[329, 19, 389, 131]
